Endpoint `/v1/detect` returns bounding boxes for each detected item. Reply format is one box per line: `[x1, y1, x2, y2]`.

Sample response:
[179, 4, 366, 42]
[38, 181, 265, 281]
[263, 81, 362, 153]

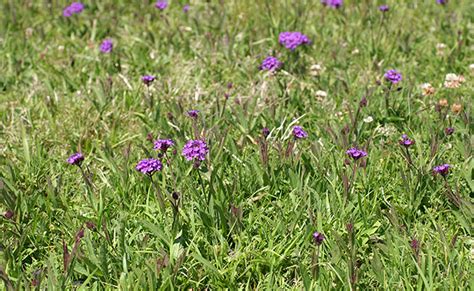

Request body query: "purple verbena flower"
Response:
[183, 4, 190, 12]
[399, 134, 415, 148]
[313, 232, 325, 245]
[436, 0, 447, 4]
[321, 0, 343, 8]
[187, 110, 199, 119]
[4, 210, 14, 220]
[172, 191, 180, 200]
[278, 32, 311, 51]
[379, 5, 389, 12]
[136, 158, 163, 175]
[346, 223, 354, 233]
[182, 140, 209, 161]
[410, 238, 420, 256]
[433, 164, 450, 176]
[292, 126, 308, 139]
[384, 69, 402, 84]
[153, 139, 175, 152]
[100, 39, 113, 53]
[262, 127, 270, 138]
[141, 75, 156, 86]
[63, 2, 84, 17]
[155, 0, 168, 10]
[67, 152, 84, 166]
[445, 127, 454, 135]
[346, 148, 368, 160]
[259, 56, 282, 72]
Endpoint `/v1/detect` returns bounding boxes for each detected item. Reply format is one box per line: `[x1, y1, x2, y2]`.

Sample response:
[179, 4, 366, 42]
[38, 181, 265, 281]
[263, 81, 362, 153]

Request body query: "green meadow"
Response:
[1, 0, 473, 289]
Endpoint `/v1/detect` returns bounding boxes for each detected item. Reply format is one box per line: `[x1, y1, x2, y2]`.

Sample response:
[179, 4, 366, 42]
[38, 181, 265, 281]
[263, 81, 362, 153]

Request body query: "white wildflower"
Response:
[315, 90, 328, 101]
[310, 64, 324, 77]
[420, 83, 435, 96]
[363, 116, 373, 123]
[444, 73, 465, 88]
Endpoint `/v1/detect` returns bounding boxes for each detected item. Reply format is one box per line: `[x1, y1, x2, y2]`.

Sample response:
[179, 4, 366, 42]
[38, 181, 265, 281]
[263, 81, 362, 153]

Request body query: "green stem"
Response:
[150, 175, 166, 213]
[198, 171, 210, 206]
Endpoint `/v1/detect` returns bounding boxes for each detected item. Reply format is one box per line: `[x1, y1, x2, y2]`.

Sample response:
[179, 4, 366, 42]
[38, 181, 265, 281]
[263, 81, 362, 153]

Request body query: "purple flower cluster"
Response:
[142, 75, 156, 86]
[433, 164, 450, 176]
[187, 110, 199, 119]
[292, 126, 308, 139]
[384, 69, 402, 84]
[379, 5, 389, 12]
[260, 56, 282, 72]
[278, 32, 311, 51]
[183, 4, 190, 13]
[321, 0, 343, 8]
[155, 0, 168, 10]
[63, 2, 84, 17]
[154, 139, 175, 152]
[346, 148, 367, 160]
[136, 158, 163, 175]
[399, 134, 415, 147]
[100, 39, 113, 53]
[182, 140, 209, 161]
[67, 152, 84, 166]
[313, 232, 325, 245]
[436, 0, 447, 4]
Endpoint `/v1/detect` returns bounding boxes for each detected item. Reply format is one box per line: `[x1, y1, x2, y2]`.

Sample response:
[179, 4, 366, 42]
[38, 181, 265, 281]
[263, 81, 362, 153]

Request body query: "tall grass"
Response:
[0, 0, 472, 289]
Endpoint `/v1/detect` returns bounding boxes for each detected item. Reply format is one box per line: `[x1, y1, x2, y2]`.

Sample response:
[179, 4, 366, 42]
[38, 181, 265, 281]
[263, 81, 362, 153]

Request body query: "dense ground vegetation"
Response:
[1, 0, 473, 289]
